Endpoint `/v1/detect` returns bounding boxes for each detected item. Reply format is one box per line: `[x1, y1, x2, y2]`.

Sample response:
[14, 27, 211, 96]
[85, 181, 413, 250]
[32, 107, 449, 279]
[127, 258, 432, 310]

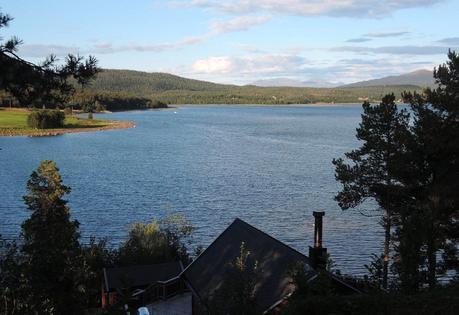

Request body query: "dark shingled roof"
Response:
[181, 218, 316, 311]
[104, 261, 183, 292]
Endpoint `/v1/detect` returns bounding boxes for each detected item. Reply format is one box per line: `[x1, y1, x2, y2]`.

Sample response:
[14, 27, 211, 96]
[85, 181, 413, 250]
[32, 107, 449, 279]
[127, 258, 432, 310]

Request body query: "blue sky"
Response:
[2, 0, 459, 85]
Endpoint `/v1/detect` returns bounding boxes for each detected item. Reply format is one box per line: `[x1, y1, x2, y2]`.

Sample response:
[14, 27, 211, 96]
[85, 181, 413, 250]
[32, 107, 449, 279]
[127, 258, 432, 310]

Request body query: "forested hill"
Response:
[85, 69, 234, 94]
[73, 69, 424, 108]
[340, 70, 435, 88]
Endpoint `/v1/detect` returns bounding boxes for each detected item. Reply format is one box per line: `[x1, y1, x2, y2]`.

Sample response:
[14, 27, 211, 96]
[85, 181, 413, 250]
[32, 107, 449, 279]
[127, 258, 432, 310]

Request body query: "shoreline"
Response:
[0, 120, 135, 137]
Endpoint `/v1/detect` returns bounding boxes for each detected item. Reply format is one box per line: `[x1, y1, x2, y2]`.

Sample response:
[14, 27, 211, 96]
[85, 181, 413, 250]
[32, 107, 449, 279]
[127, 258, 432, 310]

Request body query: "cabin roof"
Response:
[103, 261, 183, 292]
[181, 218, 316, 311]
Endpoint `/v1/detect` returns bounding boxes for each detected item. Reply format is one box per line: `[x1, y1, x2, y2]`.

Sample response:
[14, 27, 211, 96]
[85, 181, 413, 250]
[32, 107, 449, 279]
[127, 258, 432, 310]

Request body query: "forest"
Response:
[1, 68, 422, 111]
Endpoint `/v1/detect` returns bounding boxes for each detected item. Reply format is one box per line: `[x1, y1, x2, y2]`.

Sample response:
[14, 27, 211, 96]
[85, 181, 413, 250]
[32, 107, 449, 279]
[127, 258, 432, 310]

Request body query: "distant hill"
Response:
[74, 69, 423, 106]
[341, 69, 435, 88]
[251, 78, 342, 88]
[86, 69, 234, 94]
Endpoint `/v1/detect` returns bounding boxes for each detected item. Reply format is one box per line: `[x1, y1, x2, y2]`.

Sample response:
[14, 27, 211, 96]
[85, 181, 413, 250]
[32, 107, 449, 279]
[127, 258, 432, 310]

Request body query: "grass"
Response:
[0, 108, 132, 136]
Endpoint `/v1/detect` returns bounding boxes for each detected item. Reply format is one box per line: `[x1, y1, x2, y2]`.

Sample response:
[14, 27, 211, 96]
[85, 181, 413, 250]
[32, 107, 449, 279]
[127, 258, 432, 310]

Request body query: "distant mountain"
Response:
[341, 69, 435, 88]
[251, 78, 341, 88]
[75, 68, 423, 106]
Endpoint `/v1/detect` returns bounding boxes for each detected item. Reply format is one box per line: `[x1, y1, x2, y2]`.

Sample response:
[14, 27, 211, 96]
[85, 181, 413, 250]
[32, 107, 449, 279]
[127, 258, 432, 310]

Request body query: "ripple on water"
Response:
[0, 105, 382, 275]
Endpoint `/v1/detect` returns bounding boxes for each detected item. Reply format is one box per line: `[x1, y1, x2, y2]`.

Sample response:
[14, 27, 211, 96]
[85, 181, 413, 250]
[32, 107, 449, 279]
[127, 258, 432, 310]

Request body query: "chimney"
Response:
[309, 211, 327, 270]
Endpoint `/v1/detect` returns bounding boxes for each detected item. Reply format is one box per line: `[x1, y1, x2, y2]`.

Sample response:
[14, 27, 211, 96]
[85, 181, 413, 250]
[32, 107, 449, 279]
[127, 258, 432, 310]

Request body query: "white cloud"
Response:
[191, 54, 307, 76]
[331, 45, 458, 55]
[18, 44, 81, 57]
[346, 37, 372, 43]
[364, 31, 410, 38]
[210, 15, 270, 35]
[192, 56, 235, 73]
[183, 51, 439, 85]
[17, 14, 270, 58]
[437, 37, 459, 45]
[172, 0, 443, 18]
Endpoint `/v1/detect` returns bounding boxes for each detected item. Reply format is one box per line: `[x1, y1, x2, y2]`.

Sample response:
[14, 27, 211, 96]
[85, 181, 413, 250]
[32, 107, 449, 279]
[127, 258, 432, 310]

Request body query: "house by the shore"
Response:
[102, 212, 360, 314]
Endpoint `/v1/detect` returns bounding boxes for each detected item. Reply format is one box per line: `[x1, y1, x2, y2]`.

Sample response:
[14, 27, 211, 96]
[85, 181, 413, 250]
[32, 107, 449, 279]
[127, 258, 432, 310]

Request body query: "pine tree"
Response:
[401, 50, 459, 288]
[21, 160, 83, 314]
[333, 94, 411, 289]
[0, 10, 99, 108]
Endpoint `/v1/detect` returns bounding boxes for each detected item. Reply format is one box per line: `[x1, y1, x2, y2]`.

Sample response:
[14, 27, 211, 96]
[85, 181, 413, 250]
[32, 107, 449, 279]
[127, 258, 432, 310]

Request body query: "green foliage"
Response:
[364, 254, 385, 289]
[0, 237, 32, 314]
[19, 160, 83, 314]
[333, 94, 411, 289]
[68, 69, 423, 107]
[27, 109, 65, 129]
[0, 10, 99, 108]
[80, 238, 116, 308]
[395, 50, 459, 290]
[116, 214, 194, 266]
[333, 51, 459, 292]
[1, 161, 196, 314]
[64, 106, 73, 115]
[283, 283, 459, 315]
[207, 242, 261, 315]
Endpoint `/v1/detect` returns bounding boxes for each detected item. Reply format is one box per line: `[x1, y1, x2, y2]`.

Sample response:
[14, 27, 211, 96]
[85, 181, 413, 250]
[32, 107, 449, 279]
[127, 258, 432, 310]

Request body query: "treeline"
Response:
[142, 85, 419, 105]
[84, 69, 227, 93]
[0, 161, 194, 314]
[71, 91, 168, 112]
[1, 66, 423, 109]
[81, 69, 421, 105]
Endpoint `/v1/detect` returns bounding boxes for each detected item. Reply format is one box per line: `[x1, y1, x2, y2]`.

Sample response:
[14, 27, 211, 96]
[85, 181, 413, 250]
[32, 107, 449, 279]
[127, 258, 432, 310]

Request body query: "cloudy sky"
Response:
[2, 0, 459, 85]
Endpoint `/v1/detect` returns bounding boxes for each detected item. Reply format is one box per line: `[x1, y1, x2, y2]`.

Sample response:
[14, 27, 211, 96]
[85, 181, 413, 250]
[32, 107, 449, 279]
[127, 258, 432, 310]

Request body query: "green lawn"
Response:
[0, 108, 29, 129]
[0, 108, 126, 136]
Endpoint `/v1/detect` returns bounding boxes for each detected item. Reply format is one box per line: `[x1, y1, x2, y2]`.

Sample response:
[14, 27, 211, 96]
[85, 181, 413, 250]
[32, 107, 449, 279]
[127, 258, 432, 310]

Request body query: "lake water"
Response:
[0, 105, 382, 275]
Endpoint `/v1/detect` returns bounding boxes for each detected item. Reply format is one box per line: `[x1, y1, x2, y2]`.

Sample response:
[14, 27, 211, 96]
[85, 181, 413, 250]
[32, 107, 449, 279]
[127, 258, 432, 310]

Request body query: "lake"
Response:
[0, 105, 382, 275]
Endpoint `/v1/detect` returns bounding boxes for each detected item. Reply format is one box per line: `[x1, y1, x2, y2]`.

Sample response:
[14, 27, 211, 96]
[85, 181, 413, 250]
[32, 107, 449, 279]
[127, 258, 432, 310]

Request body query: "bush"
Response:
[27, 110, 65, 129]
[64, 107, 73, 115]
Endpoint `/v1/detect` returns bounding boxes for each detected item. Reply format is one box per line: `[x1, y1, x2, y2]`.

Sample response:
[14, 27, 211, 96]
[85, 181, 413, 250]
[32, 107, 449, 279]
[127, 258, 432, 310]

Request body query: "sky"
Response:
[2, 0, 459, 85]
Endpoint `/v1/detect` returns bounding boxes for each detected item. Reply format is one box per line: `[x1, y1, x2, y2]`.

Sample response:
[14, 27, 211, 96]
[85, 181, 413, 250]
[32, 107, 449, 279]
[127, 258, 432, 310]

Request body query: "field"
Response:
[0, 108, 134, 136]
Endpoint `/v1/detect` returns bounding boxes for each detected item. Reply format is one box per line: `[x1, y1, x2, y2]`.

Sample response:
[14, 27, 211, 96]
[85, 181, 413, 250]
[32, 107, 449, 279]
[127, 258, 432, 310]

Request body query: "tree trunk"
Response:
[383, 212, 390, 289]
[427, 235, 436, 288]
[427, 193, 439, 289]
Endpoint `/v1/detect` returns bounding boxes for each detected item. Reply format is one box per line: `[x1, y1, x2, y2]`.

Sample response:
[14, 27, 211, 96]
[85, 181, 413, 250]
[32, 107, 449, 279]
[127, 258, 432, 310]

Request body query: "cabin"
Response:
[101, 261, 190, 312]
[102, 212, 360, 314]
[181, 213, 359, 314]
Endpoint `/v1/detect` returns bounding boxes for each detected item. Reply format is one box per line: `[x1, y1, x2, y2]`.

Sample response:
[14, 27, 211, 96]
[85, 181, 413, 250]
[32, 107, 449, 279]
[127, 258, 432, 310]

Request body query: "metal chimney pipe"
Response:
[309, 211, 327, 270]
[313, 211, 325, 248]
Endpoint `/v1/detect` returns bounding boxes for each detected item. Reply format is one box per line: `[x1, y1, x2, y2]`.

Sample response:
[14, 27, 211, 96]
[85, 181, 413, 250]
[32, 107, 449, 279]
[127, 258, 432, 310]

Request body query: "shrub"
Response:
[64, 107, 73, 116]
[27, 110, 65, 129]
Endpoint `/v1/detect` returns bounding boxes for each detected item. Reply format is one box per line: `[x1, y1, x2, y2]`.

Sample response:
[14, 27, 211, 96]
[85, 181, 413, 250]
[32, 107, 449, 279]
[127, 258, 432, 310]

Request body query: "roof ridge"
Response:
[181, 217, 311, 277]
[232, 218, 311, 264]
[180, 218, 241, 275]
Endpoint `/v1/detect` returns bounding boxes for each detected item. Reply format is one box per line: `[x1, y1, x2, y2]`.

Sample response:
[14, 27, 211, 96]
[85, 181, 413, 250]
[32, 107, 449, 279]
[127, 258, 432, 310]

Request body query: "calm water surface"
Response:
[0, 105, 382, 275]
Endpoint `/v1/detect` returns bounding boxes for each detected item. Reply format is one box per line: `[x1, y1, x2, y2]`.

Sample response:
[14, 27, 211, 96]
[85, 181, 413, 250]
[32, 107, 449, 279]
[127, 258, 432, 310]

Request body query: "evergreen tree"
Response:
[400, 50, 459, 288]
[0, 11, 99, 108]
[333, 94, 411, 289]
[21, 160, 83, 314]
